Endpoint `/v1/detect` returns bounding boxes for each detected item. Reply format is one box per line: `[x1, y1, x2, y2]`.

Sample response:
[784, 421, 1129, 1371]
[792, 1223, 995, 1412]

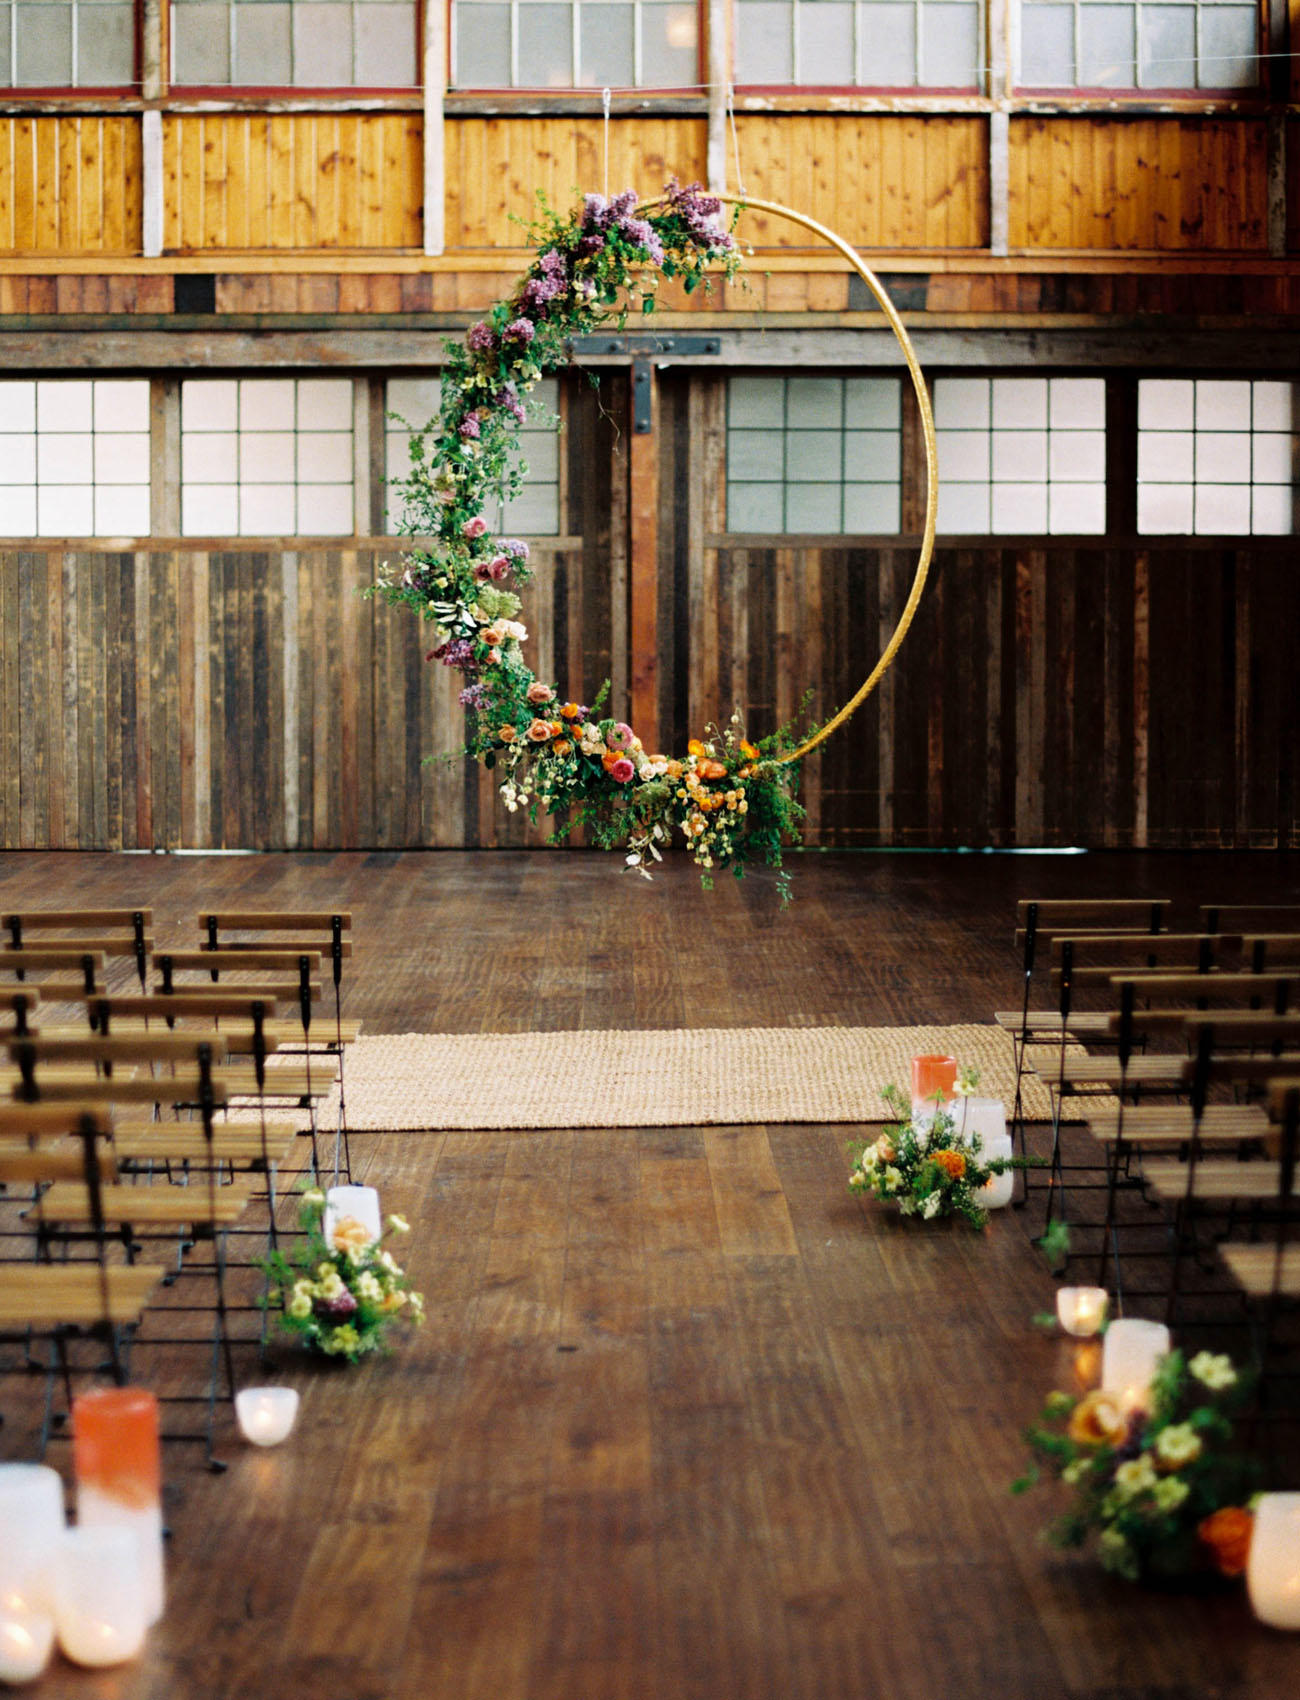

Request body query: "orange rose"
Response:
[601, 751, 625, 775]
[1067, 1389, 1129, 1448]
[526, 718, 553, 742]
[931, 1149, 966, 1180]
[552, 738, 573, 756]
[560, 702, 583, 720]
[738, 765, 753, 779]
[1198, 1507, 1253, 1577]
[687, 739, 706, 758]
[698, 758, 727, 781]
[480, 625, 506, 648]
[497, 724, 518, 744]
[664, 760, 683, 780]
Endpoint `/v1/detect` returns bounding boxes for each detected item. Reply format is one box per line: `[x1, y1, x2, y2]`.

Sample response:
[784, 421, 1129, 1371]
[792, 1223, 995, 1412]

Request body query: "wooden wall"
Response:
[0, 116, 141, 254]
[1007, 118, 1270, 251]
[3, 538, 1296, 852]
[162, 114, 423, 251]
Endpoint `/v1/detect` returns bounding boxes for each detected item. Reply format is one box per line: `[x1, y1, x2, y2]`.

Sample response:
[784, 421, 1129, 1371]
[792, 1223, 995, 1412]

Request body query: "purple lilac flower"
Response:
[503, 317, 535, 345]
[459, 416, 481, 440]
[538, 248, 567, 278]
[500, 538, 530, 560]
[582, 193, 611, 229]
[608, 189, 639, 220]
[459, 682, 489, 709]
[619, 218, 665, 265]
[664, 177, 735, 251]
[432, 638, 477, 671]
[467, 320, 497, 352]
[522, 274, 564, 312]
[578, 232, 605, 257]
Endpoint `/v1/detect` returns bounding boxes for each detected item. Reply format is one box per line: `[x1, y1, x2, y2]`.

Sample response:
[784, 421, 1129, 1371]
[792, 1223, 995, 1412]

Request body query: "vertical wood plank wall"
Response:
[0, 117, 142, 254]
[2, 537, 1296, 852]
[161, 115, 424, 250]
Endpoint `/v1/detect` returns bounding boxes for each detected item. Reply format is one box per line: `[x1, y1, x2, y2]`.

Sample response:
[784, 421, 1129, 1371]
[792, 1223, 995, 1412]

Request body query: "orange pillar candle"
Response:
[911, 1054, 957, 1108]
[72, 1389, 164, 1627]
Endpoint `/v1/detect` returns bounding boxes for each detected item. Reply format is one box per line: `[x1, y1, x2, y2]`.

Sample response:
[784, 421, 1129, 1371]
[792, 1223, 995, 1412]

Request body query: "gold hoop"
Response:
[644, 193, 938, 766]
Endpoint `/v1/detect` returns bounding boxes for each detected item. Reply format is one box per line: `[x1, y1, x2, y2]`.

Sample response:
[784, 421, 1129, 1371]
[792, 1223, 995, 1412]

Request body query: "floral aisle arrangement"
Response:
[262, 1189, 425, 1363]
[369, 181, 811, 895]
[848, 1077, 1025, 1230]
[1014, 1349, 1259, 1583]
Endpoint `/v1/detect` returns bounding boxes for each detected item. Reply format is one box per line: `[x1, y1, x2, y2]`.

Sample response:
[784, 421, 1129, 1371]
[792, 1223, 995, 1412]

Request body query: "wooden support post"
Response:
[706, 0, 729, 194]
[628, 364, 660, 749]
[1266, 113, 1286, 258]
[423, 0, 447, 256]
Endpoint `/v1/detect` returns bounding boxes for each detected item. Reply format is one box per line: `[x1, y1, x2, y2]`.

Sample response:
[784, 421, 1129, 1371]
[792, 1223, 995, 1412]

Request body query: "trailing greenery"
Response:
[368, 182, 815, 895]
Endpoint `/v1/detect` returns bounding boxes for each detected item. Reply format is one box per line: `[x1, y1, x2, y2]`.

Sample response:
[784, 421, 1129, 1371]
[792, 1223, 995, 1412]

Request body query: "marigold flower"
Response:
[527, 718, 554, 742]
[1067, 1389, 1129, 1448]
[930, 1148, 966, 1180]
[1197, 1506, 1253, 1576]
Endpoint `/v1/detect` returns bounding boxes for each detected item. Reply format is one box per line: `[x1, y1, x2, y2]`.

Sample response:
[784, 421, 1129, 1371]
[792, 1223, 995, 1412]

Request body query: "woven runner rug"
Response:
[311, 1024, 1061, 1132]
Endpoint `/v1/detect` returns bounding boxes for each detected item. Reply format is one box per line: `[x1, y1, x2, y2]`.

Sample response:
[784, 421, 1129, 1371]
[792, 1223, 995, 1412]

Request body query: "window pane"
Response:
[1140, 4, 1195, 87]
[992, 430, 1048, 482]
[640, 3, 696, 85]
[0, 434, 37, 482]
[734, 1, 793, 82]
[936, 429, 990, 480]
[921, 2, 978, 86]
[1251, 485, 1293, 535]
[1020, 6, 1074, 84]
[1252, 434, 1293, 485]
[299, 378, 354, 429]
[992, 377, 1048, 429]
[38, 485, 94, 535]
[77, 2, 134, 85]
[93, 433, 149, 484]
[173, 3, 231, 81]
[786, 483, 842, 531]
[183, 379, 239, 431]
[94, 379, 150, 432]
[862, 3, 915, 84]
[728, 483, 785, 531]
[301, 482, 354, 533]
[183, 432, 239, 483]
[787, 430, 842, 480]
[0, 11, 11, 82]
[992, 482, 1049, 532]
[241, 379, 296, 430]
[729, 376, 784, 428]
[240, 431, 296, 482]
[0, 489, 38, 533]
[234, 2, 291, 83]
[95, 485, 150, 535]
[1198, 5, 1256, 87]
[1049, 429, 1105, 482]
[1195, 431, 1251, 483]
[843, 482, 901, 531]
[934, 377, 989, 429]
[798, 1, 853, 85]
[355, 3, 416, 83]
[1194, 483, 1251, 533]
[1137, 483, 1193, 533]
[845, 430, 901, 480]
[728, 429, 784, 481]
[37, 381, 93, 432]
[787, 376, 841, 427]
[15, 2, 72, 84]
[298, 431, 354, 483]
[937, 483, 990, 532]
[1049, 377, 1105, 428]
[845, 377, 901, 428]
[183, 484, 240, 534]
[1079, 6, 1135, 87]
[455, 1, 510, 83]
[293, 2, 352, 83]
[1138, 431, 1194, 482]
[580, 2, 634, 87]
[1048, 482, 1106, 533]
[2, 382, 36, 431]
[501, 482, 559, 533]
[242, 484, 297, 532]
[518, 3, 574, 85]
[1138, 379, 1193, 430]
[1253, 383, 1292, 432]
[1195, 379, 1251, 431]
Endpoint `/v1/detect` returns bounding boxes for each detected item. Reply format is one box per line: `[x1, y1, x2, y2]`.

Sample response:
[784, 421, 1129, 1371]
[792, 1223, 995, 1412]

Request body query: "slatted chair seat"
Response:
[994, 1009, 1113, 1036]
[1219, 1243, 1300, 1298]
[0, 1264, 164, 1327]
[1085, 1102, 1269, 1146]
[1023, 1048, 1190, 1090]
[108, 1121, 300, 1164]
[28, 1179, 255, 1228]
[1142, 1157, 1300, 1204]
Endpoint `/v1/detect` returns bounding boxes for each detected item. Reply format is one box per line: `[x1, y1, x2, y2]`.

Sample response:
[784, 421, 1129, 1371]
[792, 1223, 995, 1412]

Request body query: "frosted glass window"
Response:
[1017, 0, 1259, 89]
[385, 376, 560, 536]
[1138, 377, 1295, 535]
[726, 373, 903, 534]
[735, 0, 982, 86]
[935, 375, 1106, 535]
[454, 0, 697, 86]
[0, 378, 149, 537]
[181, 377, 355, 536]
[172, 0, 418, 86]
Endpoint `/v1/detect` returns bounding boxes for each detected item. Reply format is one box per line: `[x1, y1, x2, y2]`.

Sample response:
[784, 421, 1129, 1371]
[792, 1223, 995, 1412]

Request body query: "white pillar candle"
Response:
[949, 1096, 1007, 1147]
[54, 1528, 147, 1669]
[324, 1185, 381, 1250]
[235, 1387, 300, 1447]
[0, 1466, 65, 1617]
[1248, 1494, 1300, 1630]
[1057, 1286, 1109, 1337]
[75, 1490, 164, 1629]
[975, 1130, 1015, 1209]
[0, 1605, 55, 1686]
[1101, 1318, 1171, 1409]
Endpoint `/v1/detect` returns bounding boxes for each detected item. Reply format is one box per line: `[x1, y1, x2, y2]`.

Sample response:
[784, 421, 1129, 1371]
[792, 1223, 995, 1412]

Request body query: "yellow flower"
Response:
[1067, 1390, 1129, 1448]
[1112, 1455, 1158, 1499]
[287, 1291, 312, 1319]
[387, 1214, 410, 1235]
[1154, 1423, 1203, 1470]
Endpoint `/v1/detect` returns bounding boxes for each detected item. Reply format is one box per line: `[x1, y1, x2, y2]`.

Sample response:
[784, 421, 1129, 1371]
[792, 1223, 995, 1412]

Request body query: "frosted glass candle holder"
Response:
[949, 1096, 1007, 1146]
[235, 1387, 300, 1447]
[975, 1130, 1015, 1209]
[1247, 1494, 1300, 1630]
[910, 1054, 957, 1120]
[54, 1528, 147, 1669]
[0, 1465, 65, 1617]
[73, 1388, 164, 1627]
[0, 1605, 55, 1686]
[1101, 1318, 1170, 1409]
[1057, 1286, 1108, 1338]
[324, 1185, 381, 1251]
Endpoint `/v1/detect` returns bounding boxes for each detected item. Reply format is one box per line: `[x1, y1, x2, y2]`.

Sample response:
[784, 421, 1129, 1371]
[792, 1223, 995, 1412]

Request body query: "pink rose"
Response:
[488, 556, 510, 581]
[462, 516, 488, 539]
[607, 757, 635, 784]
[606, 722, 636, 752]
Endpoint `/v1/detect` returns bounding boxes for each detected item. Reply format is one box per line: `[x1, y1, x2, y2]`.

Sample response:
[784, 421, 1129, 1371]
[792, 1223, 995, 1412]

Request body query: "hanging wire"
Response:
[727, 83, 745, 197]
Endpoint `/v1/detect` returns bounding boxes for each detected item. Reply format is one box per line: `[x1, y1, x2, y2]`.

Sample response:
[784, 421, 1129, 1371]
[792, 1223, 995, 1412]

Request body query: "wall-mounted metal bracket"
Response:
[570, 334, 721, 360]
[632, 359, 654, 434]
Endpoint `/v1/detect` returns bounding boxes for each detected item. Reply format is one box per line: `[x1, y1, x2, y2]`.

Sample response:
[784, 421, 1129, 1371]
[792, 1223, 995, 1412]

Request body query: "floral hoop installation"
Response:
[372, 183, 938, 897]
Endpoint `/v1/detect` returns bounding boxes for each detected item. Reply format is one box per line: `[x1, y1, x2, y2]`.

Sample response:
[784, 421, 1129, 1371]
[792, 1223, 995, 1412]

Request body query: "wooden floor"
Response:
[2, 849, 1300, 1700]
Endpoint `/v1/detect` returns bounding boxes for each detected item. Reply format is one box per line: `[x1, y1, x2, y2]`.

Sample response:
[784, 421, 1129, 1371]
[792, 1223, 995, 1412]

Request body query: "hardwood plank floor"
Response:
[1, 849, 1298, 1700]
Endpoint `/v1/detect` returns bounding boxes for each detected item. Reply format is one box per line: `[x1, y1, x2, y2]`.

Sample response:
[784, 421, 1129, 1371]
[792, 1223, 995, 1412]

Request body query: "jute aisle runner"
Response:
[313, 1024, 1063, 1131]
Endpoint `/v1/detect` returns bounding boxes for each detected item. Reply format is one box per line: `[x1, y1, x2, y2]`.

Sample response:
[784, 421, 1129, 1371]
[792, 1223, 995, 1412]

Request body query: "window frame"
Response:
[167, 0, 426, 96]
[1013, 0, 1265, 97]
[447, 0, 704, 92]
[0, 0, 142, 94]
[729, 0, 987, 95]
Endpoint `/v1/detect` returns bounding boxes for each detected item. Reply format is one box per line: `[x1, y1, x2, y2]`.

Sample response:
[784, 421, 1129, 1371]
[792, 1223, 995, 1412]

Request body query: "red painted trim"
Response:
[168, 84, 421, 97]
[1015, 82, 1264, 98]
[732, 81, 981, 95]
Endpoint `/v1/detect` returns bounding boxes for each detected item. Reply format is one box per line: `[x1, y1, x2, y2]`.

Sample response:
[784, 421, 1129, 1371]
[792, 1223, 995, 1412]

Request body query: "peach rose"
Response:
[497, 724, 518, 744]
[526, 718, 554, 742]
[664, 760, 684, 780]
[480, 625, 506, 648]
[1067, 1389, 1129, 1448]
[552, 738, 573, 757]
[526, 682, 555, 705]
[698, 758, 727, 781]
[330, 1214, 372, 1254]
